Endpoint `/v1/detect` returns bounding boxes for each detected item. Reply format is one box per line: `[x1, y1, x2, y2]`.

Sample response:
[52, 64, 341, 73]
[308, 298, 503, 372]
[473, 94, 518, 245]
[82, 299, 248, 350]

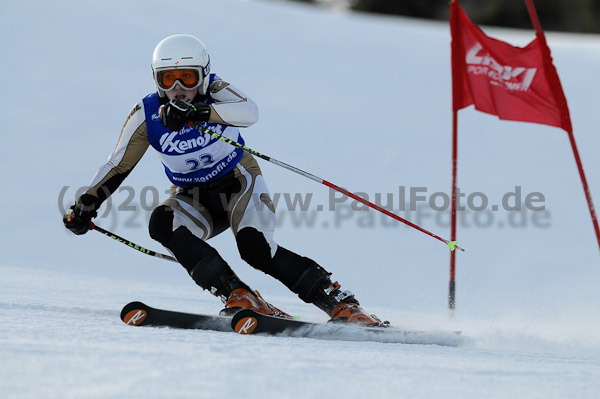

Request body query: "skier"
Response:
[63, 34, 383, 326]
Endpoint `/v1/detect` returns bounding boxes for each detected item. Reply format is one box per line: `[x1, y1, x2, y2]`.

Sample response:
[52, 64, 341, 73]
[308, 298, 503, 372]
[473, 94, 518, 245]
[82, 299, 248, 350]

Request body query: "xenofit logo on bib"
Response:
[160, 131, 212, 154]
[466, 43, 537, 92]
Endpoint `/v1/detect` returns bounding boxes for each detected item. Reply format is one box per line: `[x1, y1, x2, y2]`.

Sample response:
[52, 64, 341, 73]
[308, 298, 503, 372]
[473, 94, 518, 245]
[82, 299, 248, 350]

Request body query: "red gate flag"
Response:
[447, 0, 600, 317]
[450, 2, 572, 133]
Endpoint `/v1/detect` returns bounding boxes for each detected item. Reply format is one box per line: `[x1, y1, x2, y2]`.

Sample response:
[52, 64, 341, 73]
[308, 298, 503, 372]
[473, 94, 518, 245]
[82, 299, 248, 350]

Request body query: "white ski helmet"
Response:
[151, 34, 211, 98]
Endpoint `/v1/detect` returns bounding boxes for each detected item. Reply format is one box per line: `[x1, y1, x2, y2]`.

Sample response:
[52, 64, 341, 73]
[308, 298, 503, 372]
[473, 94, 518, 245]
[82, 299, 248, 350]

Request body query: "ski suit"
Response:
[80, 74, 335, 307]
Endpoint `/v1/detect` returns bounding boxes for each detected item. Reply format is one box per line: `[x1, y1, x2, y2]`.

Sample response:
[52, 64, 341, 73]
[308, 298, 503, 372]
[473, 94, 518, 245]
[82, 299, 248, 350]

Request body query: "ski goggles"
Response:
[155, 68, 203, 91]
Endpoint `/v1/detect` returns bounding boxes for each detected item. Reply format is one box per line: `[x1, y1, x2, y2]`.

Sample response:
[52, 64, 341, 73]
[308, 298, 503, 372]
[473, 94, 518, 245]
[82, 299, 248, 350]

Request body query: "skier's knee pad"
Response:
[236, 227, 274, 274]
[148, 205, 174, 244]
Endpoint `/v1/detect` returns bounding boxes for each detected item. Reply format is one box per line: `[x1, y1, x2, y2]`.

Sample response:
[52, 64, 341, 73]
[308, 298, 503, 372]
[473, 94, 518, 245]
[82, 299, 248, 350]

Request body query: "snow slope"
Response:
[2, 0, 600, 397]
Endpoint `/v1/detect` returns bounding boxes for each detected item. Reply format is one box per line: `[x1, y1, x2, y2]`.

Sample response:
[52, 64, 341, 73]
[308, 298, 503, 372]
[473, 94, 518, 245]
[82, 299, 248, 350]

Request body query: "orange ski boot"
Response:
[220, 288, 291, 318]
[314, 281, 386, 327]
[329, 302, 385, 327]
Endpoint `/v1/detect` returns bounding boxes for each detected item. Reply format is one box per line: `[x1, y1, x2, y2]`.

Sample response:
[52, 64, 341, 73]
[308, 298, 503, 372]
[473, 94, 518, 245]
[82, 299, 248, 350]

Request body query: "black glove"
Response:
[63, 198, 98, 235]
[159, 100, 211, 131]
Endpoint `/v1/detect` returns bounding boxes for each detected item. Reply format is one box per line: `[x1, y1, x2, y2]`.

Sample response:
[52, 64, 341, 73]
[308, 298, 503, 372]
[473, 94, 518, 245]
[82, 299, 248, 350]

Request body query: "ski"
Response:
[120, 303, 465, 346]
[231, 309, 465, 346]
[120, 301, 232, 332]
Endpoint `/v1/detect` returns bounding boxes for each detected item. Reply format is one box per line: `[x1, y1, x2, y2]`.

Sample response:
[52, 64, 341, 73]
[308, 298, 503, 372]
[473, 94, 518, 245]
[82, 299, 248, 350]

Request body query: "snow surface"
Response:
[2, 0, 600, 397]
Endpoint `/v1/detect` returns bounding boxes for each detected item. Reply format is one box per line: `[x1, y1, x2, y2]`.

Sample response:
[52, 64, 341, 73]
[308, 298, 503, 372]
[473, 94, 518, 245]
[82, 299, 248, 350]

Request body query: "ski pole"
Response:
[193, 123, 464, 252]
[91, 222, 178, 262]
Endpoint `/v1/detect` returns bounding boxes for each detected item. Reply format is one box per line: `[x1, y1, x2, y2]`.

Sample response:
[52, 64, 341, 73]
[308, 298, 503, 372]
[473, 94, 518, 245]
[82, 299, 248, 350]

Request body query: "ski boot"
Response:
[314, 281, 387, 327]
[220, 288, 292, 319]
[330, 302, 386, 326]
